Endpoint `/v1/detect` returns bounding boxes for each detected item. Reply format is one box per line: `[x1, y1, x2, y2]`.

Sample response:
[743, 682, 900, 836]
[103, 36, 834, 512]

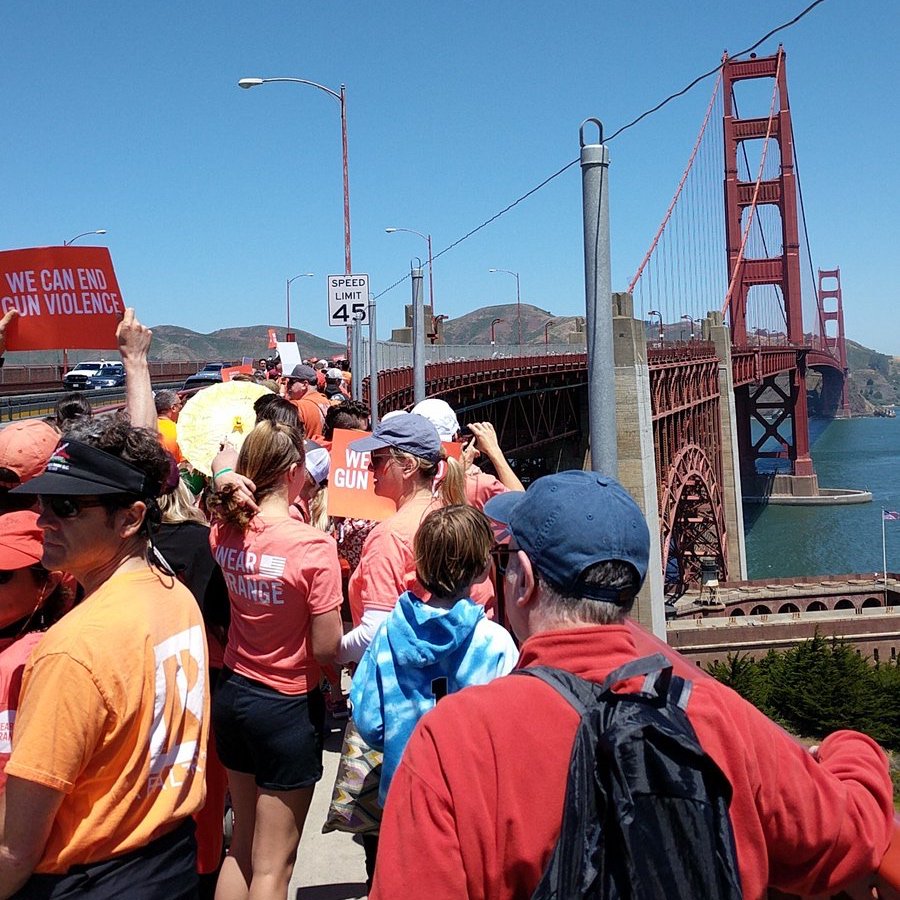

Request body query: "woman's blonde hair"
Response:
[210, 420, 305, 530]
[159, 478, 208, 526]
[387, 445, 466, 507]
[414, 505, 493, 600]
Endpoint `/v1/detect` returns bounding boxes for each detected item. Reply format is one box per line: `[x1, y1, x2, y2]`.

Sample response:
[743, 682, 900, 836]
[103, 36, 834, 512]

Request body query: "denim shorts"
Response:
[212, 668, 325, 790]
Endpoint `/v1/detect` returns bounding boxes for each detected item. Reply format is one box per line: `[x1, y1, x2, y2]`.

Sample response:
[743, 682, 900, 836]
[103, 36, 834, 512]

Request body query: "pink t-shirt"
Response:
[465, 470, 508, 511]
[348, 497, 495, 625]
[0, 631, 44, 793]
[211, 517, 342, 695]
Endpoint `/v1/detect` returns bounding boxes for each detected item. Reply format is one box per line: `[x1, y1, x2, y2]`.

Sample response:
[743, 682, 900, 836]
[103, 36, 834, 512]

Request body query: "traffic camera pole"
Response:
[368, 295, 379, 427]
[411, 261, 425, 404]
[580, 119, 617, 476]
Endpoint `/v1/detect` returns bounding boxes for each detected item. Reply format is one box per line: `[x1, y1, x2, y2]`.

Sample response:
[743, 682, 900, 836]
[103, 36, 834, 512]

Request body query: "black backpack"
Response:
[515, 653, 743, 900]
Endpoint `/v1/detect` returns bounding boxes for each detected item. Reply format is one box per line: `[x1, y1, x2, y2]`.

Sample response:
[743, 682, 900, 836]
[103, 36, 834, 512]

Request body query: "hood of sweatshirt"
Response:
[387, 591, 485, 668]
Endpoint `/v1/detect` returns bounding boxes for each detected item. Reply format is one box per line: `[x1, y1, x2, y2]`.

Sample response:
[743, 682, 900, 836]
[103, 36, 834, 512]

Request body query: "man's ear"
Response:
[117, 501, 147, 539]
[515, 551, 539, 609]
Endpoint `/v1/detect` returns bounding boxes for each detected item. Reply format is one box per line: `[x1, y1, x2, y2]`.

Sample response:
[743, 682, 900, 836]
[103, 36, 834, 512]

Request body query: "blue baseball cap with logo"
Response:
[484, 470, 650, 601]
[348, 413, 442, 463]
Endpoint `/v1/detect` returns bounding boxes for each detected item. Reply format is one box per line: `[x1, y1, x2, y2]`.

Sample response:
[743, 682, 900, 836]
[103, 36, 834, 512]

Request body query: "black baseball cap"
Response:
[12, 439, 152, 497]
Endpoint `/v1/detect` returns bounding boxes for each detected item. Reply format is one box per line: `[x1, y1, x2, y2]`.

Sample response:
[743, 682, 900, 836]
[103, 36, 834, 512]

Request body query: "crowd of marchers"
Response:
[0, 305, 896, 900]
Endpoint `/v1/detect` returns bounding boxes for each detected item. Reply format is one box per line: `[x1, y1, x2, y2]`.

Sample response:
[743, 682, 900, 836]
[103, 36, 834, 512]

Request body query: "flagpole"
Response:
[883, 509, 888, 604]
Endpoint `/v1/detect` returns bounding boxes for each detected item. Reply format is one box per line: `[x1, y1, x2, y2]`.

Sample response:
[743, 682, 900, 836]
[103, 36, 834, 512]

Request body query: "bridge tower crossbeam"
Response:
[723, 49, 815, 481]
[816, 268, 851, 418]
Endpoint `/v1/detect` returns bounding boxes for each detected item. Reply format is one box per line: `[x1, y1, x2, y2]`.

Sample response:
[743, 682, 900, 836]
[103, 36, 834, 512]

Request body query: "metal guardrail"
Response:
[0, 382, 184, 423]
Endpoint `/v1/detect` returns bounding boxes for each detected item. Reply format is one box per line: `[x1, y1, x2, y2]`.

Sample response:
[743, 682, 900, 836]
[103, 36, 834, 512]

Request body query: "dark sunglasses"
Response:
[39, 496, 107, 519]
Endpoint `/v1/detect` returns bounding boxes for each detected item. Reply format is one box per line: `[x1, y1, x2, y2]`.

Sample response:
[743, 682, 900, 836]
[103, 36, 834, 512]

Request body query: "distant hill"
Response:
[5, 324, 344, 367]
[441, 303, 585, 345]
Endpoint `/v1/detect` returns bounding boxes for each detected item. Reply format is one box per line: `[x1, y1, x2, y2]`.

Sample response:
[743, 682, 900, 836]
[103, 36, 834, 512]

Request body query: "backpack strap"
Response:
[517, 654, 695, 713]
[513, 666, 598, 716]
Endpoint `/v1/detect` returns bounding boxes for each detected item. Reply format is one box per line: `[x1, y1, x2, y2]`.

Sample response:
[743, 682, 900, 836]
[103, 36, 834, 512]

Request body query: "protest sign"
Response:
[327, 428, 397, 522]
[276, 341, 302, 374]
[221, 364, 254, 382]
[0, 246, 124, 350]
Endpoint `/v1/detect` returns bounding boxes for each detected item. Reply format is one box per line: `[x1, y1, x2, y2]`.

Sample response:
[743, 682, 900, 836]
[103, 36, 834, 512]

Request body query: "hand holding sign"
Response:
[116, 307, 152, 362]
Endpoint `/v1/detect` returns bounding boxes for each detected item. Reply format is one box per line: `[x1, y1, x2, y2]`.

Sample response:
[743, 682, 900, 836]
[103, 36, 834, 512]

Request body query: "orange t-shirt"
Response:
[157, 416, 183, 463]
[348, 497, 495, 625]
[7, 568, 209, 873]
[291, 392, 330, 440]
[211, 517, 342, 695]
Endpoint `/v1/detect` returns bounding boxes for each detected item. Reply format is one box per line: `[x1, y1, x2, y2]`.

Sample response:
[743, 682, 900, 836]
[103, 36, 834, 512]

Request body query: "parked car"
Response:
[86, 363, 126, 390]
[182, 362, 225, 391]
[62, 360, 107, 390]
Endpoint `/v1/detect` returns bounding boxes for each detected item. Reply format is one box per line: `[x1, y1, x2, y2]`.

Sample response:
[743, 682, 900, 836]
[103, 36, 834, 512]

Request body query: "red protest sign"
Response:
[221, 365, 254, 382]
[0, 246, 125, 351]
[327, 428, 397, 522]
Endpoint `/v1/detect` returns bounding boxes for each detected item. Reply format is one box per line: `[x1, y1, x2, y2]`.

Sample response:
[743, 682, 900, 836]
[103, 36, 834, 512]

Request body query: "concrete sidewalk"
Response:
[288, 713, 370, 900]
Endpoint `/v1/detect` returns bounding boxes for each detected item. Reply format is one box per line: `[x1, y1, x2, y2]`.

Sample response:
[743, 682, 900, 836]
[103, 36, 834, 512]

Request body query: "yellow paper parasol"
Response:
[177, 381, 270, 475]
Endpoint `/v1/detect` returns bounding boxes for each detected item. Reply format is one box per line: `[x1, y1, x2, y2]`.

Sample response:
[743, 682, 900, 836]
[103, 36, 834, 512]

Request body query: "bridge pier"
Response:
[705, 313, 748, 580]
[611, 292, 665, 637]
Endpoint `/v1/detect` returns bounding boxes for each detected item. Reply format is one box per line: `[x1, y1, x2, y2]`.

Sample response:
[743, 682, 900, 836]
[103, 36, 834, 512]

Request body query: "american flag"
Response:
[883, 510, 900, 521]
[259, 554, 287, 577]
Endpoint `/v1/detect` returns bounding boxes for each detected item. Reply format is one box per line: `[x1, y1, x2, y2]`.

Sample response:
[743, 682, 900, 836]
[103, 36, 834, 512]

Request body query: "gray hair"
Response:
[154, 390, 180, 415]
[535, 559, 641, 626]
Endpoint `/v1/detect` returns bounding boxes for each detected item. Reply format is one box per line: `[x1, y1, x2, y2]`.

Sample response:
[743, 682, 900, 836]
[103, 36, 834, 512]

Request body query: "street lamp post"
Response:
[647, 309, 664, 343]
[488, 268, 522, 350]
[239, 76, 352, 355]
[490, 317, 505, 345]
[64, 229, 107, 245]
[286, 273, 314, 334]
[60, 230, 107, 371]
[386, 227, 434, 326]
[680, 314, 698, 341]
[544, 320, 553, 346]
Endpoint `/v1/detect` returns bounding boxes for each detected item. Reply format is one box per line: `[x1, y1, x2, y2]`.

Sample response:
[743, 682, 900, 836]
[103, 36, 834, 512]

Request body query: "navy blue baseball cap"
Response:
[484, 470, 650, 601]
[349, 413, 442, 463]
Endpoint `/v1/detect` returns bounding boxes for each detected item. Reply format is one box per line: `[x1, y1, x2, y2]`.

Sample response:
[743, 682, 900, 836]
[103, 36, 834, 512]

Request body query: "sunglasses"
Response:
[39, 496, 107, 519]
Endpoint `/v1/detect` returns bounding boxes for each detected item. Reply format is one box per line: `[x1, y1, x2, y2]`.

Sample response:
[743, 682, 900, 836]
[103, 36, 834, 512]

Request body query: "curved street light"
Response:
[680, 313, 699, 341]
[488, 268, 522, 350]
[490, 317, 505, 345]
[238, 77, 350, 274]
[64, 229, 107, 245]
[286, 273, 315, 332]
[386, 227, 434, 319]
[647, 309, 664, 343]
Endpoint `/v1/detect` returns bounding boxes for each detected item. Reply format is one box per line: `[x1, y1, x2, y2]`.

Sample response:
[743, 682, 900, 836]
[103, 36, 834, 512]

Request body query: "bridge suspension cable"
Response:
[627, 73, 726, 340]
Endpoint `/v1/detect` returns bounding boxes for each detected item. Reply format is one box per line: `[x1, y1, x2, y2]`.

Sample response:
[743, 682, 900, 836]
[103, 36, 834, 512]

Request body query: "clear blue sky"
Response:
[2, 1, 896, 352]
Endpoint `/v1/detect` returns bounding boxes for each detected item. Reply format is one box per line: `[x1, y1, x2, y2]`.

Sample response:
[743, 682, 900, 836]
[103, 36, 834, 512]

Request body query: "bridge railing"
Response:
[366, 353, 588, 413]
[359, 340, 584, 370]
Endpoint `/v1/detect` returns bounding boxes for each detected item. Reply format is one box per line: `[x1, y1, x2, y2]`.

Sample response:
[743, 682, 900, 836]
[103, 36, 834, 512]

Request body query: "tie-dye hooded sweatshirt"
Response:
[351, 591, 518, 804]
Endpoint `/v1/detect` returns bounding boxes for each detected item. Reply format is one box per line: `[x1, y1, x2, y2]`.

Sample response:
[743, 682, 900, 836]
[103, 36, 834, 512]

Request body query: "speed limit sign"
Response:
[327, 274, 369, 327]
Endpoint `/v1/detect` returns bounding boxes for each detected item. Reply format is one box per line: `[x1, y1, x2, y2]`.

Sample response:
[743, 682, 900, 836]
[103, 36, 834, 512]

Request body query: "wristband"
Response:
[213, 467, 234, 480]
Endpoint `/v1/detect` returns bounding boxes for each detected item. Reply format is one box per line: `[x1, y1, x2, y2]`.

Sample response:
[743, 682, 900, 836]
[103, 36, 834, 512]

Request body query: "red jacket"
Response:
[372, 624, 894, 900]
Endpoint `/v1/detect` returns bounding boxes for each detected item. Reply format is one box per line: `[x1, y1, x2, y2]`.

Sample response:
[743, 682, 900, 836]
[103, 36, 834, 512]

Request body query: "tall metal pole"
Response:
[351, 314, 364, 402]
[580, 118, 617, 476]
[368, 295, 379, 427]
[426, 232, 435, 320]
[515, 271, 522, 349]
[340, 84, 354, 366]
[411, 261, 426, 404]
[285, 278, 291, 331]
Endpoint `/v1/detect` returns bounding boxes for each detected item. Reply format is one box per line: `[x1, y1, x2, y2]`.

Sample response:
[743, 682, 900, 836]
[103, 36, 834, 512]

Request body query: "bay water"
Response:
[745, 417, 900, 579]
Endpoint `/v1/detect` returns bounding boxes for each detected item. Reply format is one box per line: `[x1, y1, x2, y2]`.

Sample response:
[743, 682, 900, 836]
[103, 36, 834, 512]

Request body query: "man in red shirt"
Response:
[372, 471, 895, 900]
[283, 364, 331, 439]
